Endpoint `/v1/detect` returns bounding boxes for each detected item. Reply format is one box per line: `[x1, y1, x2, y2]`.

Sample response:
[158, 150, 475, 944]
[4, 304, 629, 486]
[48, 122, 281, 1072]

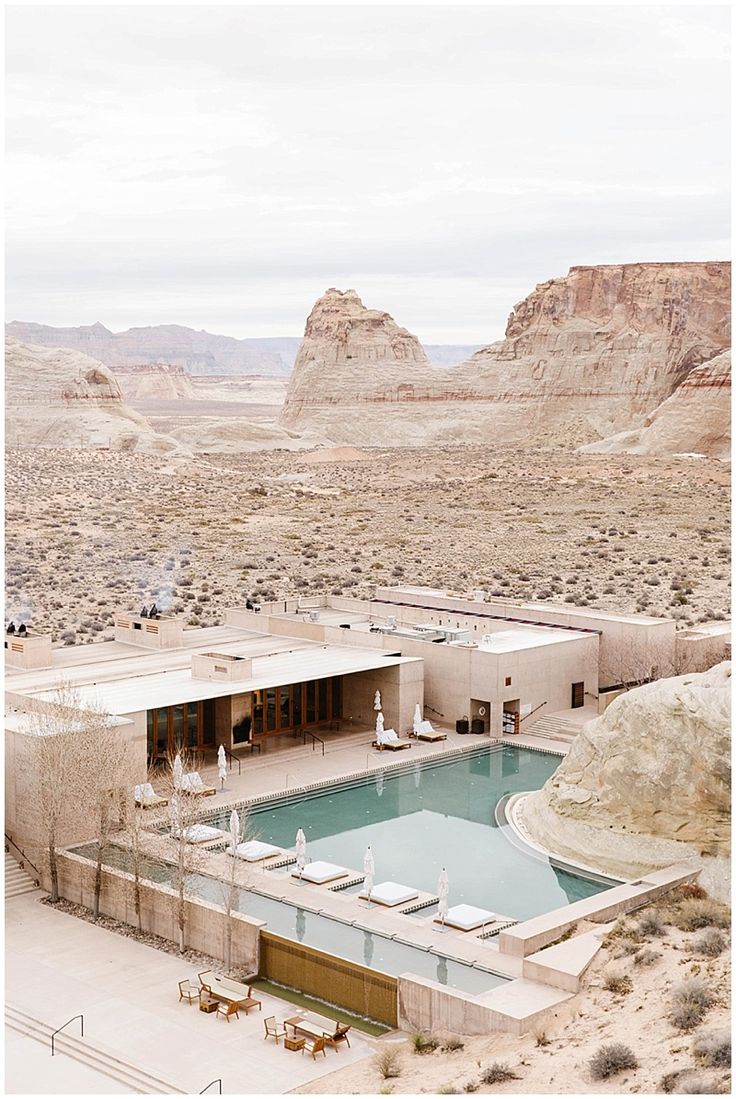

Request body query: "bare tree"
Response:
[158, 749, 206, 953]
[219, 805, 255, 972]
[87, 721, 135, 921]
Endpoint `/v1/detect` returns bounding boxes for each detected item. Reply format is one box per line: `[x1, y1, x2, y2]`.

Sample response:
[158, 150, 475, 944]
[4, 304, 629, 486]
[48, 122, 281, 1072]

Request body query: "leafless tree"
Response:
[157, 749, 207, 952]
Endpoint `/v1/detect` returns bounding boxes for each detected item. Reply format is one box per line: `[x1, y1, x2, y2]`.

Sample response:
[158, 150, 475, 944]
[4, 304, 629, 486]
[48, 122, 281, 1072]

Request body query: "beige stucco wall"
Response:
[56, 850, 264, 973]
[341, 660, 424, 734]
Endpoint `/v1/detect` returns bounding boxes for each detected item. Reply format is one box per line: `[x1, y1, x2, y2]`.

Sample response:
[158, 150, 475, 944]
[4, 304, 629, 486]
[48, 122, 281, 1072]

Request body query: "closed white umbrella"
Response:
[229, 809, 240, 854]
[218, 745, 227, 791]
[363, 845, 375, 898]
[374, 690, 382, 711]
[437, 867, 450, 931]
[375, 711, 385, 736]
[295, 827, 307, 881]
[173, 753, 183, 791]
[413, 703, 422, 734]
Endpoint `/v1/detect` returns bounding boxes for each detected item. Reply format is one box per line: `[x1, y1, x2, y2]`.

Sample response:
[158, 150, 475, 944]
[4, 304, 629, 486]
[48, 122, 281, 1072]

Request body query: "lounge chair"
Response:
[178, 978, 199, 1004]
[414, 720, 447, 743]
[373, 729, 411, 752]
[264, 1016, 287, 1044]
[239, 986, 262, 1014]
[216, 1001, 240, 1022]
[302, 1036, 327, 1059]
[434, 903, 496, 931]
[361, 880, 419, 906]
[134, 782, 168, 809]
[175, 824, 226, 844]
[323, 1022, 351, 1050]
[181, 772, 216, 797]
[227, 840, 282, 862]
[291, 860, 349, 885]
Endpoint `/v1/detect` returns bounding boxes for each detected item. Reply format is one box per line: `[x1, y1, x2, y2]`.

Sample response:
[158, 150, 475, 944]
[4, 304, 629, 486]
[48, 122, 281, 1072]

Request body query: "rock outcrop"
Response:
[5, 338, 180, 453]
[519, 663, 731, 882]
[578, 350, 731, 459]
[5, 321, 290, 376]
[281, 263, 731, 447]
[114, 363, 198, 402]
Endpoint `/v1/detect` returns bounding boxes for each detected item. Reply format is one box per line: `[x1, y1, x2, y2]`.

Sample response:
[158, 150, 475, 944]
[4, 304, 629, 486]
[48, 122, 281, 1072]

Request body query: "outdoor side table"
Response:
[199, 999, 218, 1014]
[284, 1035, 306, 1052]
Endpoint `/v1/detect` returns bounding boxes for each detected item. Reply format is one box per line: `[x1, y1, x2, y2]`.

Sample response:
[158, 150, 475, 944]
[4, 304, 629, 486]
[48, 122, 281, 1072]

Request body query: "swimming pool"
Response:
[206, 745, 609, 922]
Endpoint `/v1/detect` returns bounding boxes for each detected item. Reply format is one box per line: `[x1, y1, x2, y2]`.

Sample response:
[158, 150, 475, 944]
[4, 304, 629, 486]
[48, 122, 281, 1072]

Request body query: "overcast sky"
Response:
[5, 4, 730, 343]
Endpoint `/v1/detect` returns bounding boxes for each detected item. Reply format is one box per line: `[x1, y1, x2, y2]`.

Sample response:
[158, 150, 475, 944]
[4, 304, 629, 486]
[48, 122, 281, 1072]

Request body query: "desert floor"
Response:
[4, 445, 730, 642]
[296, 894, 731, 1096]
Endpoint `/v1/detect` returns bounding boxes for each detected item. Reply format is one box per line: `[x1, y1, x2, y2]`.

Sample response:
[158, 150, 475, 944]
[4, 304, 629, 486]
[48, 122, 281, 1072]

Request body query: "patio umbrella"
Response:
[173, 753, 183, 791]
[295, 827, 307, 879]
[218, 745, 227, 791]
[229, 809, 240, 854]
[437, 867, 450, 930]
[374, 690, 382, 711]
[375, 711, 385, 737]
[363, 845, 375, 902]
[413, 703, 422, 734]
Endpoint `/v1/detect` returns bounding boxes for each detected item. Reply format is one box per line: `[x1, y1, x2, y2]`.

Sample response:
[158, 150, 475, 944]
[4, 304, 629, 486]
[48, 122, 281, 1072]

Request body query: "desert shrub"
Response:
[374, 1046, 401, 1079]
[634, 947, 661, 967]
[463, 1083, 478, 1094]
[671, 977, 714, 1031]
[679, 1074, 729, 1094]
[378, 1087, 393, 1095]
[438, 1087, 459, 1095]
[638, 912, 667, 938]
[442, 1036, 465, 1052]
[693, 1030, 731, 1068]
[589, 1042, 638, 1080]
[675, 898, 730, 932]
[694, 928, 727, 957]
[480, 1062, 520, 1085]
[411, 1032, 439, 1054]
[603, 972, 633, 995]
[534, 1028, 551, 1047]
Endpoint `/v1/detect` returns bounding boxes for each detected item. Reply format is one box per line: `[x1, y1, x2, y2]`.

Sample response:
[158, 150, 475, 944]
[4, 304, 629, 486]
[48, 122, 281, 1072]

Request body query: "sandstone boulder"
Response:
[520, 663, 731, 883]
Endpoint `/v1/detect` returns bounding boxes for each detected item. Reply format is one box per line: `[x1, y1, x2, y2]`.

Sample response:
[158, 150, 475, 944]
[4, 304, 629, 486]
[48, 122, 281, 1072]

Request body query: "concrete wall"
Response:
[56, 850, 264, 974]
[397, 974, 565, 1037]
[342, 660, 424, 734]
[675, 627, 731, 674]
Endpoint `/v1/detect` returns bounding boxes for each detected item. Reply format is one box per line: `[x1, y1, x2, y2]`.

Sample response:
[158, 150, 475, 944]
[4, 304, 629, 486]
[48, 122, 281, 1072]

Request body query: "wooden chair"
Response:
[302, 1036, 327, 1059]
[240, 987, 262, 1015]
[264, 1016, 287, 1044]
[324, 1022, 352, 1050]
[178, 979, 198, 1005]
[216, 1001, 240, 1022]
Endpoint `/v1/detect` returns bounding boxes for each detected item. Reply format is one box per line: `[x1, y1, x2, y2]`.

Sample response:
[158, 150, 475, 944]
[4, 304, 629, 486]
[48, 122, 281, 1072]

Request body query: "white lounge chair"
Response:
[374, 728, 411, 752]
[181, 772, 216, 797]
[434, 903, 497, 931]
[177, 824, 226, 844]
[227, 840, 282, 862]
[414, 720, 447, 742]
[291, 860, 349, 884]
[134, 782, 168, 809]
[361, 881, 419, 906]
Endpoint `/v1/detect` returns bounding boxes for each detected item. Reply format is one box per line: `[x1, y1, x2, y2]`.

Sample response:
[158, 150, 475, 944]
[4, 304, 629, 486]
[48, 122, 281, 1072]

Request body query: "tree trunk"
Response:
[93, 803, 108, 921]
[48, 830, 59, 904]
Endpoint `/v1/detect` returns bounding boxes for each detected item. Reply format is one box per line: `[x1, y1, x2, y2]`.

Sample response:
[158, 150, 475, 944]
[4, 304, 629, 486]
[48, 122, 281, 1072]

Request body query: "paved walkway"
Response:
[5, 890, 372, 1095]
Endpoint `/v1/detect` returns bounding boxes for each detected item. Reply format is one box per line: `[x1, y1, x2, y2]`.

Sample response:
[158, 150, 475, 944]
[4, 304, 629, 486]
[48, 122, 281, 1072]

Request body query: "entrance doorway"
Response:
[571, 682, 585, 708]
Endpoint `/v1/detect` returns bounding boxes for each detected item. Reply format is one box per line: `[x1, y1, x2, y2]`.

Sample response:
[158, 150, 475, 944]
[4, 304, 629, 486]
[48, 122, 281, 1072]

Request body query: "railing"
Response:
[425, 704, 445, 718]
[4, 832, 41, 881]
[222, 747, 241, 775]
[301, 729, 325, 756]
[51, 1014, 84, 1056]
[520, 701, 548, 724]
[200, 1080, 222, 1094]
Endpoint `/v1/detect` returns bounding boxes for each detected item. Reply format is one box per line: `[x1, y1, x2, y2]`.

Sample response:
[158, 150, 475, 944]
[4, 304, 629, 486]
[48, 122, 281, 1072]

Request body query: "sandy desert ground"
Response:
[4, 445, 729, 643]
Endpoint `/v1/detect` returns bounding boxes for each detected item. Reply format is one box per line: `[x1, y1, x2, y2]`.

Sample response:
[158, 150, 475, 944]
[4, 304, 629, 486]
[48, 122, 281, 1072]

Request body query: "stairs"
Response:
[5, 856, 41, 900]
[5, 1004, 187, 1094]
[521, 714, 580, 744]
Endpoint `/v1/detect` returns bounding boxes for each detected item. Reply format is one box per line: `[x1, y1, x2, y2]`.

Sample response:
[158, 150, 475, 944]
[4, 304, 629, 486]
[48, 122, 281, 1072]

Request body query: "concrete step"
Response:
[5, 856, 41, 899]
[522, 714, 580, 743]
[5, 1005, 187, 1095]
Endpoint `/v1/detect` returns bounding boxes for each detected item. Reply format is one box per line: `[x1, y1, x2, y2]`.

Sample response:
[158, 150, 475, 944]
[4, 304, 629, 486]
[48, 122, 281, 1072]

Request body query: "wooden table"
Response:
[284, 1015, 328, 1041]
[199, 999, 218, 1014]
[284, 1036, 306, 1052]
[199, 971, 254, 1006]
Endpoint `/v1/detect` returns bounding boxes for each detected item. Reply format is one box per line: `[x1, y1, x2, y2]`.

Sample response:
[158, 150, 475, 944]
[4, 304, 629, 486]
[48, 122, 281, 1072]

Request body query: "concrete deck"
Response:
[5, 889, 372, 1095]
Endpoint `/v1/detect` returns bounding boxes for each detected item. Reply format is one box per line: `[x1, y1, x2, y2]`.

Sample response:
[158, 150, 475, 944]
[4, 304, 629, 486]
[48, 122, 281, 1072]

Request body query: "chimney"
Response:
[4, 630, 53, 670]
[114, 610, 184, 650]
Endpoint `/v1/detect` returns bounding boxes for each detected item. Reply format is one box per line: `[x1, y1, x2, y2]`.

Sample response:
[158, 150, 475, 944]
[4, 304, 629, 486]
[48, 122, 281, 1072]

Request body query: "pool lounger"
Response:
[434, 903, 497, 931]
[291, 860, 349, 885]
[227, 840, 282, 862]
[180, 824, 227, 844]
[361, 881, 420, 907]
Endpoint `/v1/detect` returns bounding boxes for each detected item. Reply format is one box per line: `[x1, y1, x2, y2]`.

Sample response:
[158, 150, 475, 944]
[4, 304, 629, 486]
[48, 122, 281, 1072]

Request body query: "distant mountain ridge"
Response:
[4, 321, 481, 375]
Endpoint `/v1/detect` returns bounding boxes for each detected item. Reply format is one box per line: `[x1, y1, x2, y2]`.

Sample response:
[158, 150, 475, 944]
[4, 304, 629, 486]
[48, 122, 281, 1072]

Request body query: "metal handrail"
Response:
[51, 1014, 84, 1056]
[200, 1080, 222, 1094]
[425, 704, 445, 718]
[4, 832, 41, 880]
[302, 729, 325, 756]
[520, 700, 548, 724]
[222, 747, 241, 775]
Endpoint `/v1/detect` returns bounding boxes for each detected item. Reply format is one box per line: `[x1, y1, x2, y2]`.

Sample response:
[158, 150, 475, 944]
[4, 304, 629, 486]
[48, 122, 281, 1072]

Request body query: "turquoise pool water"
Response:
[209, 745, 609, 922]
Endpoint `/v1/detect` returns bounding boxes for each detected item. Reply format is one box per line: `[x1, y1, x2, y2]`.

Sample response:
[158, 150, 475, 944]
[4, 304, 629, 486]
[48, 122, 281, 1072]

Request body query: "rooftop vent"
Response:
[114, 610, 184, 650]
[5, 629, 52, 670]
[386, 615, 397, 630]
[191, 652, 253, 682]
[308, 610, 320, 623]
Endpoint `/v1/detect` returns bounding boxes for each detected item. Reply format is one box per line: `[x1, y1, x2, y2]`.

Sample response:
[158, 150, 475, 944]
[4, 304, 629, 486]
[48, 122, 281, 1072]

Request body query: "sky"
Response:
[5, 4, 730, 343]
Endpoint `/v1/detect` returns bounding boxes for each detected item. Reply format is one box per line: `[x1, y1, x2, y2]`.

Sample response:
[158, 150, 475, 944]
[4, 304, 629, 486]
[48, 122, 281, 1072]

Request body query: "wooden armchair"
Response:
[264, 1016, 287, 1044]
[178, 979, 199, 1005]
[240, 986, 262, 1015]
[302, 1036, 327, 1059]
[216, 1001, 240, 1022]
[324, 1022, 352, 1050]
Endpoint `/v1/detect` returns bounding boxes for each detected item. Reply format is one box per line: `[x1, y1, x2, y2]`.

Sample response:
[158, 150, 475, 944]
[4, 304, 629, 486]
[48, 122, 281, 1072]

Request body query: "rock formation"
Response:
[5, 321, 290, 376]
[5, 338, 180, 453]
[281, 263, 731, 447]
[578, 350, 731, 459]
[519, 663, 731, 883]
[113, 363, 197, 402]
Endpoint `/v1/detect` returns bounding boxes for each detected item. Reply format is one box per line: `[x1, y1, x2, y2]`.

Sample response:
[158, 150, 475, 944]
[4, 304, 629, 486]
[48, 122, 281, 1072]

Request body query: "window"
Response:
[505, 676, 512, 687]
[266, 687, 277, 731]
[318, 679, 328, 721]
